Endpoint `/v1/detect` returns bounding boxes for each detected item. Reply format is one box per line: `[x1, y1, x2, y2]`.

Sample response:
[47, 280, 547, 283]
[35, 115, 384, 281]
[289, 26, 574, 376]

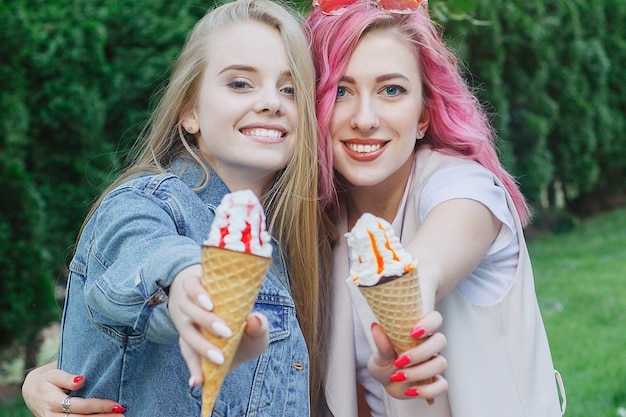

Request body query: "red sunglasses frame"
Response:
[312, 0, 428, 15]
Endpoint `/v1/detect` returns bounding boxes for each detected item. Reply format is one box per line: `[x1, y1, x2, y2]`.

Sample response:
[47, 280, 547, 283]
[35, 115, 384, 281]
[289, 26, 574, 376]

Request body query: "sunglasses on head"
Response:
[313, 0, 427, 16]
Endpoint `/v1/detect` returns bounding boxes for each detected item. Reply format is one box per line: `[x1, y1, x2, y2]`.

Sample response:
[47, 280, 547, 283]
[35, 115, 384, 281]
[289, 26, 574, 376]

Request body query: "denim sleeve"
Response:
[83, 185, 202, 344]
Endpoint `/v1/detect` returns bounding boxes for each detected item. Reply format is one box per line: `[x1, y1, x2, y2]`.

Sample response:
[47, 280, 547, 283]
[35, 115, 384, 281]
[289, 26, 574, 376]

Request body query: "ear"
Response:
[416, 108, 430, 139]
[180, 107, 200, 134]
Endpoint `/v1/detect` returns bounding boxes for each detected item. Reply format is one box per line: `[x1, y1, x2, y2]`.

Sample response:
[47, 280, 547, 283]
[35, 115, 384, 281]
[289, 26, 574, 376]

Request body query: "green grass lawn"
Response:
[2, 208, 625, 416]
[531, 207, 626, 417]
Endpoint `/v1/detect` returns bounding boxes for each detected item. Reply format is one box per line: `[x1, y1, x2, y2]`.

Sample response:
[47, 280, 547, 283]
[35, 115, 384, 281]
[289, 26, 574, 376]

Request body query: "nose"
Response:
[254, 87, 285, 115]
[349, 97, 379, 132]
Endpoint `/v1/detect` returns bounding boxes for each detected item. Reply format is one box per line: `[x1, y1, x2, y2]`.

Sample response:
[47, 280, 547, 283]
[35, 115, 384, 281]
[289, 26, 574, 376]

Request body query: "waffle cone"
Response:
[200, 246, 271, 417]
[359, 268, 424, 354]
[359, 268, 435, 404]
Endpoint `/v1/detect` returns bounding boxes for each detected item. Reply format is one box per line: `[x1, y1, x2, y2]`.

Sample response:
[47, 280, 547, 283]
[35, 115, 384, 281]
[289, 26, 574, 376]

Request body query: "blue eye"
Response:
[228, 80, 251, 90]
[336, 86, 347, 99]
[281, 86, 295, 96]
[384, 85, 405, 96]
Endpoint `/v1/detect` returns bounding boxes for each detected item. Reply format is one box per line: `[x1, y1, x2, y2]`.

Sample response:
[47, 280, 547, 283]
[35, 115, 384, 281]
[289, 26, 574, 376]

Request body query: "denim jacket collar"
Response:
[171, 158, 231, 208]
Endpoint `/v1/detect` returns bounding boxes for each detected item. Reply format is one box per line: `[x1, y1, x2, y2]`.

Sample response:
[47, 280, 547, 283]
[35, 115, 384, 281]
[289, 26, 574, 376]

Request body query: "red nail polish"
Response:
[410, 326, 425, 339]
[370, 322, 379, 331]
[394, 355, 411, 367]
[112, 405, 126, 413]
[73, 375, 84, 383]
[390, 371, 406, 382]
[405, 388, 419, 397]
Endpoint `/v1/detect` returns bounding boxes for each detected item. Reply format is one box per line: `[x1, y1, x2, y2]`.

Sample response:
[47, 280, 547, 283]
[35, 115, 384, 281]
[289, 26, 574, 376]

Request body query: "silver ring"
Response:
[61, 395, 72, 414]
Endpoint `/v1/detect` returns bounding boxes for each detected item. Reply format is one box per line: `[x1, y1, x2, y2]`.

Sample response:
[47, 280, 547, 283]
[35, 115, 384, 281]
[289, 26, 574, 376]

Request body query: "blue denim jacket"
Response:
[58, 160, 310, 416]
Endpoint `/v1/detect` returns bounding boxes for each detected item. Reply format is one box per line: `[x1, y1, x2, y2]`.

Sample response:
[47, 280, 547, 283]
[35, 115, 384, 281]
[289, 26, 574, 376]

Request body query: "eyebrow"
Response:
[219, 64, 292, 79]
[219, 64, 257, 74]
[340, 73, 409, 84]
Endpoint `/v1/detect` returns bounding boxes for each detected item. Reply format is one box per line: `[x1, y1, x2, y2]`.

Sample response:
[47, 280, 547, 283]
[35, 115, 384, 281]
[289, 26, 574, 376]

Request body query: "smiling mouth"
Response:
[344, 142, 384, 153]
[241, 128, 285, 138]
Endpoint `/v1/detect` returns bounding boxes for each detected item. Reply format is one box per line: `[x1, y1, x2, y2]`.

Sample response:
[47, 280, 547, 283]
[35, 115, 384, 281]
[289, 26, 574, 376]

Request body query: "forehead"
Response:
[346, 29, 419, 78]
[204, 20, 289, 72]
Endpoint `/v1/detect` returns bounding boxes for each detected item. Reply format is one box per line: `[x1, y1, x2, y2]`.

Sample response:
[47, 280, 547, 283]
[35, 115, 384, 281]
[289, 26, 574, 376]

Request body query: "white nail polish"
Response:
[212, 321, 233, 338]
[252, 313, 268, 332]
[207, 349, 224, 365]
[188, 376, 196, 387]
[198, 294, 214, 311]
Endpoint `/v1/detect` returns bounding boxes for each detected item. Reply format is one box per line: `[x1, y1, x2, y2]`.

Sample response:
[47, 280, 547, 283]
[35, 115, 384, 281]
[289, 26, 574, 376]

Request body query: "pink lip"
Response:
[240, 124, 287, 144]
[342, 139, 388, 162]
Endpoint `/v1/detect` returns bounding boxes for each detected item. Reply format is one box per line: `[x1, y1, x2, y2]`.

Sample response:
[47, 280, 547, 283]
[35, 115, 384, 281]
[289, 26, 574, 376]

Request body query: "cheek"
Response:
[328, 110, 345, 141]
[285, 100, 298, 122]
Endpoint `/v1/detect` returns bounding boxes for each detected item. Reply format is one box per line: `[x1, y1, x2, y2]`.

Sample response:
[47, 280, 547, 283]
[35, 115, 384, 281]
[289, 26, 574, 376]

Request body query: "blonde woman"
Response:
[22, 0, 330, 416]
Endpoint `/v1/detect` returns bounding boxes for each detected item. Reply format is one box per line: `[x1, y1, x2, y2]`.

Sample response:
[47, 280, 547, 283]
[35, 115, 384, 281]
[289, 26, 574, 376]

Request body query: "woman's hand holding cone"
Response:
[368, 310, 448, 403]
[168, 265, 270, 387]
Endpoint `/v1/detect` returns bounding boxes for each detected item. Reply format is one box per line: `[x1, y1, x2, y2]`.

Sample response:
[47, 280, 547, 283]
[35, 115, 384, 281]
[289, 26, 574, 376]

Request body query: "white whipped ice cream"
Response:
[205, 189, 272, 258]
[346, 213, 415, 286]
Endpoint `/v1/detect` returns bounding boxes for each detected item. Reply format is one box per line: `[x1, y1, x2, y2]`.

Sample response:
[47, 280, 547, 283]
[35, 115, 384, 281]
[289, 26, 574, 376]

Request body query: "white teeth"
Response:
[242, 128, 283, 138]
[346, 143, 383, 153]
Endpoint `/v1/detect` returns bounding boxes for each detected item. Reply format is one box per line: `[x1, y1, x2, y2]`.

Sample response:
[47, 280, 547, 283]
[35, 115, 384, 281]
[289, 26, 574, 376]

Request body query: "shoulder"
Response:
[94, 170, 214, 228]
[416, 147, 499, 203]
[415, 149, 513, 230]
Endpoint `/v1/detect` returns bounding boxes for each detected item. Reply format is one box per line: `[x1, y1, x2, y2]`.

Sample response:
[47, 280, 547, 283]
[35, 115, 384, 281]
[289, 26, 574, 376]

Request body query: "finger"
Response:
[370, 322, 396, 367]
[181, 270, 215, 312]
[240, 312, 270, 352]
[177, 319, 225, 366]
[403, 374, 448, 401]
[409, 310, 443, 341]
[174, 274, 232, 340]
[232, 313, 270, 370]
[395, 332, 447, 368]
[37, 366, 80, 392]
[178, 299, 233, 340]
[243, 312, 268, 339]
[170, 265, 212, 315]
[397, 353, 447, 384]
[180, 337, 204, 387]
[60, 397, 126, 415]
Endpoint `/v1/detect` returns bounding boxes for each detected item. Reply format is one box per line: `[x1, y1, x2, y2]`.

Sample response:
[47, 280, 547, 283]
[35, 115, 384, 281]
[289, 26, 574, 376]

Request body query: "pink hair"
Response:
[305, 2, 530, 225]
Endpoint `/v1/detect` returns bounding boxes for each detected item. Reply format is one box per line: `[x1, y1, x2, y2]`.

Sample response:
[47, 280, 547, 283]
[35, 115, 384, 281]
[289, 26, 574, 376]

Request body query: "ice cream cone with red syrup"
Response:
[200, 190, 272, 417]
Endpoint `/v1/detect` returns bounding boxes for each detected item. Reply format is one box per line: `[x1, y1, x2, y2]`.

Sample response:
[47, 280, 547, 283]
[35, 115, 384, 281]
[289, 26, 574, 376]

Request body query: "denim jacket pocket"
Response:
[84, 303, 146, 347]
[66, 260, 146, 347]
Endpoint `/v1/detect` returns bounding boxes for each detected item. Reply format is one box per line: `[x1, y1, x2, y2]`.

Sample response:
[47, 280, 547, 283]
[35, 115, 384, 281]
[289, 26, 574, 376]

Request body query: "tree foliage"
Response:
[0, 0, 208, 373]
[0, 2, 57, 372]
[446, 0, 626, 218]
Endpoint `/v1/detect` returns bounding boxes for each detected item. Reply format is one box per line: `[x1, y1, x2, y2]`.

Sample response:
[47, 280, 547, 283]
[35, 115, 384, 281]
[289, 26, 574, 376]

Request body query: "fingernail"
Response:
[73, 375, 84, 383]
[112, 405, 126, 413]
[207, 348, 225, 365]
[394, 355, 411, 367]
[370, 322, 379, 331]
[198, 294, 214, 311]
[188, 376, 196, 387]
[390, 371, 406, 382]
[252, 313, 268, 331]
[405, 387, 420, 397]
[410, 326, 425, 339]
[212, 321, 233, 338]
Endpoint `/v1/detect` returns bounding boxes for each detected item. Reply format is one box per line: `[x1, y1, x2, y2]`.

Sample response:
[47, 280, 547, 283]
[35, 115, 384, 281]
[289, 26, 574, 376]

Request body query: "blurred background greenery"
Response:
[1, 0, 624, 415]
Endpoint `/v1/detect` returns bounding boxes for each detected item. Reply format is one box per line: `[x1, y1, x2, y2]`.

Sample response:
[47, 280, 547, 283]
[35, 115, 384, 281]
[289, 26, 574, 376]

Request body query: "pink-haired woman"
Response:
[306, 0, 566, 416]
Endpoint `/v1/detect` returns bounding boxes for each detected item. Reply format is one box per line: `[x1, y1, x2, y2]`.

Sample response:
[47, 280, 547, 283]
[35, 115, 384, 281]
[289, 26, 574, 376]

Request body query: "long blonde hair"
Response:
[81, 0, 329, 411]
